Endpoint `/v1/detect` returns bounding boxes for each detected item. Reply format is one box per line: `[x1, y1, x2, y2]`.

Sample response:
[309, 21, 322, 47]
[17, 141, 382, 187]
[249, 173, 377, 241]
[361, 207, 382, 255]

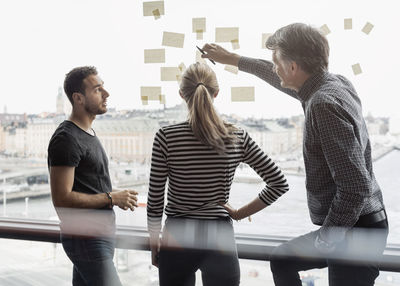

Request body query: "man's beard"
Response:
[84, 102, 106, 115]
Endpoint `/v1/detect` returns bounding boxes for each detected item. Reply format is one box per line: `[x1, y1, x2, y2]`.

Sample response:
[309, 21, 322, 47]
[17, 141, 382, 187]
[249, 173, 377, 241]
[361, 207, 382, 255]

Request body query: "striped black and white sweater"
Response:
[147, 121, 289, 235]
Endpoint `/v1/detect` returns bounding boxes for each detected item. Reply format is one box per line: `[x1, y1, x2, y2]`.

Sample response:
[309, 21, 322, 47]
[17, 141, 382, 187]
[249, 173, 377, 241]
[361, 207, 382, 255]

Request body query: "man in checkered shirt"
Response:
[202, 23, 388, 286]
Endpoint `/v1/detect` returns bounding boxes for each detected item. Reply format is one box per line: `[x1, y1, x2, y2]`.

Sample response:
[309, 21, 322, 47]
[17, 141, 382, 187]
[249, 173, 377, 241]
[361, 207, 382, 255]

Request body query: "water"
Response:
[1, 157, 399, 243]
[1, 151, 400, 285]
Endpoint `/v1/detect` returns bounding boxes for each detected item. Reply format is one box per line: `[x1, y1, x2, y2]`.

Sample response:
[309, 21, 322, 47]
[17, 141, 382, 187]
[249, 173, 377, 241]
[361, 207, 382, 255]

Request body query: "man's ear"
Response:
[72, 92, 84, 106]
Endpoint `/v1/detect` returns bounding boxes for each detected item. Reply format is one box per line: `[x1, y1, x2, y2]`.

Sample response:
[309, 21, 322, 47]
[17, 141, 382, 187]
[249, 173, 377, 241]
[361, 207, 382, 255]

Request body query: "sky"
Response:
[0, 0, 399, 119]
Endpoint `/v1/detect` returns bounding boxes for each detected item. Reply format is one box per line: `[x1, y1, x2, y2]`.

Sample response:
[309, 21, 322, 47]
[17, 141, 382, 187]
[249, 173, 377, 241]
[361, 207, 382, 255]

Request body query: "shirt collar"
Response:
[297, 71, 329, 102]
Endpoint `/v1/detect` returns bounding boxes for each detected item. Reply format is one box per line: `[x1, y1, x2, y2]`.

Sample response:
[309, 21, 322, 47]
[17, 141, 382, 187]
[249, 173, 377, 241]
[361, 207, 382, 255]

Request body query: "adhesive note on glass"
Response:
[141, 86, 162, 101]
[141, 95, 149, 105]
[231, 39, 240, 50]
[362, 22, 374, 35]
[196, 30, 203, 40]
[144, 49, 165, 63]
[161, 67, 181, 81]
[196, 50, 207, 64]
[152, 9, 161, 20]
[192, 18, 206, 33]
[159, 94, 166, 104]
[231, 87, 255, 102]
[261, 33, 272, 49]
[215, 27, 239, 42]
[224, 65, 238, 74]
[143, 1, 165, 17]
[162, 31, 185, 48]
[352, 63, 362, 75]
[178, 62, 186, 73]
[320, 24, 331, 36]
[344, 18, 352, 30]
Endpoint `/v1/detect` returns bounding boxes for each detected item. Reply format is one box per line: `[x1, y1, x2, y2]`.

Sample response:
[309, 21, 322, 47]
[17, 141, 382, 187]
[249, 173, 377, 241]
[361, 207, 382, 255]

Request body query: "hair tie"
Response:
[196, 82, 205, 88]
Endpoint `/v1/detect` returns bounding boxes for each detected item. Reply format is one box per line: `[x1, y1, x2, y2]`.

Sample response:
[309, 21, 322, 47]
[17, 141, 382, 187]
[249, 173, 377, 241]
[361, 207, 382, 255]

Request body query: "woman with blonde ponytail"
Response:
[147, 63, 289, 286]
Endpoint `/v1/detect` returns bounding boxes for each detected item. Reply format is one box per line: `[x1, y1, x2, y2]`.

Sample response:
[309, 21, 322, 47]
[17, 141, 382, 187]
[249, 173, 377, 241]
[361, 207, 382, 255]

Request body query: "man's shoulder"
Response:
[50, 121, 75, 141]
[48, 121, 82, 153]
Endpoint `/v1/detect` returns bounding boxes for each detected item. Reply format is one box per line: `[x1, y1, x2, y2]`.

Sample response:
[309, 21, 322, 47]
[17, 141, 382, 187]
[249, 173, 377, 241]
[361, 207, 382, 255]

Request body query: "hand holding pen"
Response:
[196, 46, 216, 65]
[200, 44, 241, 67]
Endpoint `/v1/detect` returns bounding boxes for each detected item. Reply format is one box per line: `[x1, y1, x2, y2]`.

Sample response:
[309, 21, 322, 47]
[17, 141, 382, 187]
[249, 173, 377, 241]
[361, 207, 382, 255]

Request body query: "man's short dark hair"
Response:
[266, 23, 329, 74]
[64, 66, 98, 105]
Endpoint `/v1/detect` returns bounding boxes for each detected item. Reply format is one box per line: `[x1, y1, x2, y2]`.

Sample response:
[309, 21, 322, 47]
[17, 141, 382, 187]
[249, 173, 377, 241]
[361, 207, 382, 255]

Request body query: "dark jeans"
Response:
[270, 216, 389, 286]
[61, 234, 122, 286]
[158, 217, 240, 286]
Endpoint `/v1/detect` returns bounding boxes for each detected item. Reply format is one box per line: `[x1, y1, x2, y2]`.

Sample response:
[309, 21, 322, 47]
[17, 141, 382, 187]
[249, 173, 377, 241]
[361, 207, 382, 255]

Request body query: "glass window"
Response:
[0, 0, 399, 247]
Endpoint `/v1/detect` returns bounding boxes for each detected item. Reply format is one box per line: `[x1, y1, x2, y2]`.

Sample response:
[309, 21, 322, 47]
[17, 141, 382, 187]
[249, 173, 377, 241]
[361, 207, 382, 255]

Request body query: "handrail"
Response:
[1, 217, 400, 272]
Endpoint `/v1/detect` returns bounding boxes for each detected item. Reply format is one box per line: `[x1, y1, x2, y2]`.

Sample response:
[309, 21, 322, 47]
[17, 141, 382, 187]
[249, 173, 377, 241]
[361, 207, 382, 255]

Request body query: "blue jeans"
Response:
[270, 218, 388, 286]
[61, 234, 122, 286]
[158, 217, 240, 286]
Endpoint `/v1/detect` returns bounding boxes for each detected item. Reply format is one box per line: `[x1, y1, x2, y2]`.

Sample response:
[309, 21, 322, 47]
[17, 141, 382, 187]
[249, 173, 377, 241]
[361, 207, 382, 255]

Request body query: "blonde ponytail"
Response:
[180, 63, 236, 154]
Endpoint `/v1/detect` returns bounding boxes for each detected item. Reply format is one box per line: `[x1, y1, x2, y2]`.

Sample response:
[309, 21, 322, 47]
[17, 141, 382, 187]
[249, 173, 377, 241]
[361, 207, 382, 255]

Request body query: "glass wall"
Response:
[0, 2, 400, 281]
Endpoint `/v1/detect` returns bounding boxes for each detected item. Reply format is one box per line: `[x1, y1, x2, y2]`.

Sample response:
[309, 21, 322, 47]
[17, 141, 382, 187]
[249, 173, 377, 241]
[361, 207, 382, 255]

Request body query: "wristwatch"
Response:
[106, 192, 113, 209]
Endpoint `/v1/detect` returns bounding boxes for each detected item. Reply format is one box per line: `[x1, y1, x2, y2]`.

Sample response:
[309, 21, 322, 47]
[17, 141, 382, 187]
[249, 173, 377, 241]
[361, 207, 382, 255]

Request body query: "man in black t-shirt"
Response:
[48, 66, 138, 286]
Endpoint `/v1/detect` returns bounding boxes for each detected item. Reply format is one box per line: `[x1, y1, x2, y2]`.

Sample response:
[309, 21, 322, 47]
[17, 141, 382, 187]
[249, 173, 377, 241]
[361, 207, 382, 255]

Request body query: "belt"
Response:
[356, 209, 387, 227]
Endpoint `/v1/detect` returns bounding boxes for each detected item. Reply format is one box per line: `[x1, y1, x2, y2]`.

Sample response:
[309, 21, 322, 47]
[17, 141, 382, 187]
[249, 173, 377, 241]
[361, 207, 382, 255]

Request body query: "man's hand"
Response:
[202, 43, 241, 66]
[314, 227, 346, 254]
[111, 190, 138, 211]
[314, 233, 336, 254]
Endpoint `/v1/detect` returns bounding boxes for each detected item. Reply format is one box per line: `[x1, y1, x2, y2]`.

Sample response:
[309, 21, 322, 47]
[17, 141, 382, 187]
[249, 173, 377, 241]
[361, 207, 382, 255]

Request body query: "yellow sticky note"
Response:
[141, 86, 162, 100]
[196, 30, 203, 40]
[152, 9, 161, 20]
[192, 18, 206, 33]
[224, 65, 238, 74]
[178, 62, 186, 72]
[352, 63, 362, 75]
[320, 24, 331, 36]
[215, 27, 239, 42]
[261, 33, 272, 49]
[231, 39, 240, 50]
[143, 1, 165, 17]
[162, 31, 185, 48]
[141, 95, 149, 105]
[144, 49, 165, 63]
[231, 87, 255, 102]
[344, 18, 352, 30]
[159, 94, 166, 104]
[362, 22, 374, 35]
[161, 67, 181, 81]
[196, 50, 207, 64]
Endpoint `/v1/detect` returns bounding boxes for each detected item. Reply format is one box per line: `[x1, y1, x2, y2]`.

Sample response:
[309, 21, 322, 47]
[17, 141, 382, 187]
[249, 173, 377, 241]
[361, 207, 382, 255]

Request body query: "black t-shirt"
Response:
[48, 120, 115, 236]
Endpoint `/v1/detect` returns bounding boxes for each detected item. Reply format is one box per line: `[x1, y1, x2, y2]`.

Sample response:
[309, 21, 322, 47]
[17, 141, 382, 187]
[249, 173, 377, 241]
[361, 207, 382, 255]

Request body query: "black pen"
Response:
[196, 46, 216, 65]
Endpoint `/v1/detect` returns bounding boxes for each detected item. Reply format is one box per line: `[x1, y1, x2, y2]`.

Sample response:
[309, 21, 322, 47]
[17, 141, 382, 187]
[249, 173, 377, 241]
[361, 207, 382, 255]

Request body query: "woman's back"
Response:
[157, 121, 244, 217]
[148, 120, 287, 233]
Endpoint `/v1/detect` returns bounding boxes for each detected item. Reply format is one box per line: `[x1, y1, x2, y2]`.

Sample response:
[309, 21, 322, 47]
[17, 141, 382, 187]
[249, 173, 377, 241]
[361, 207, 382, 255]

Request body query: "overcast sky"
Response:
[0, 0, 398, 119]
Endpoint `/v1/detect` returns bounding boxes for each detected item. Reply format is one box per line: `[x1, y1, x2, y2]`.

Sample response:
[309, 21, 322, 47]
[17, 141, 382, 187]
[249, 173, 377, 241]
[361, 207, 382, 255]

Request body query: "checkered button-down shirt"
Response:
[239, 56, 385, 235]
